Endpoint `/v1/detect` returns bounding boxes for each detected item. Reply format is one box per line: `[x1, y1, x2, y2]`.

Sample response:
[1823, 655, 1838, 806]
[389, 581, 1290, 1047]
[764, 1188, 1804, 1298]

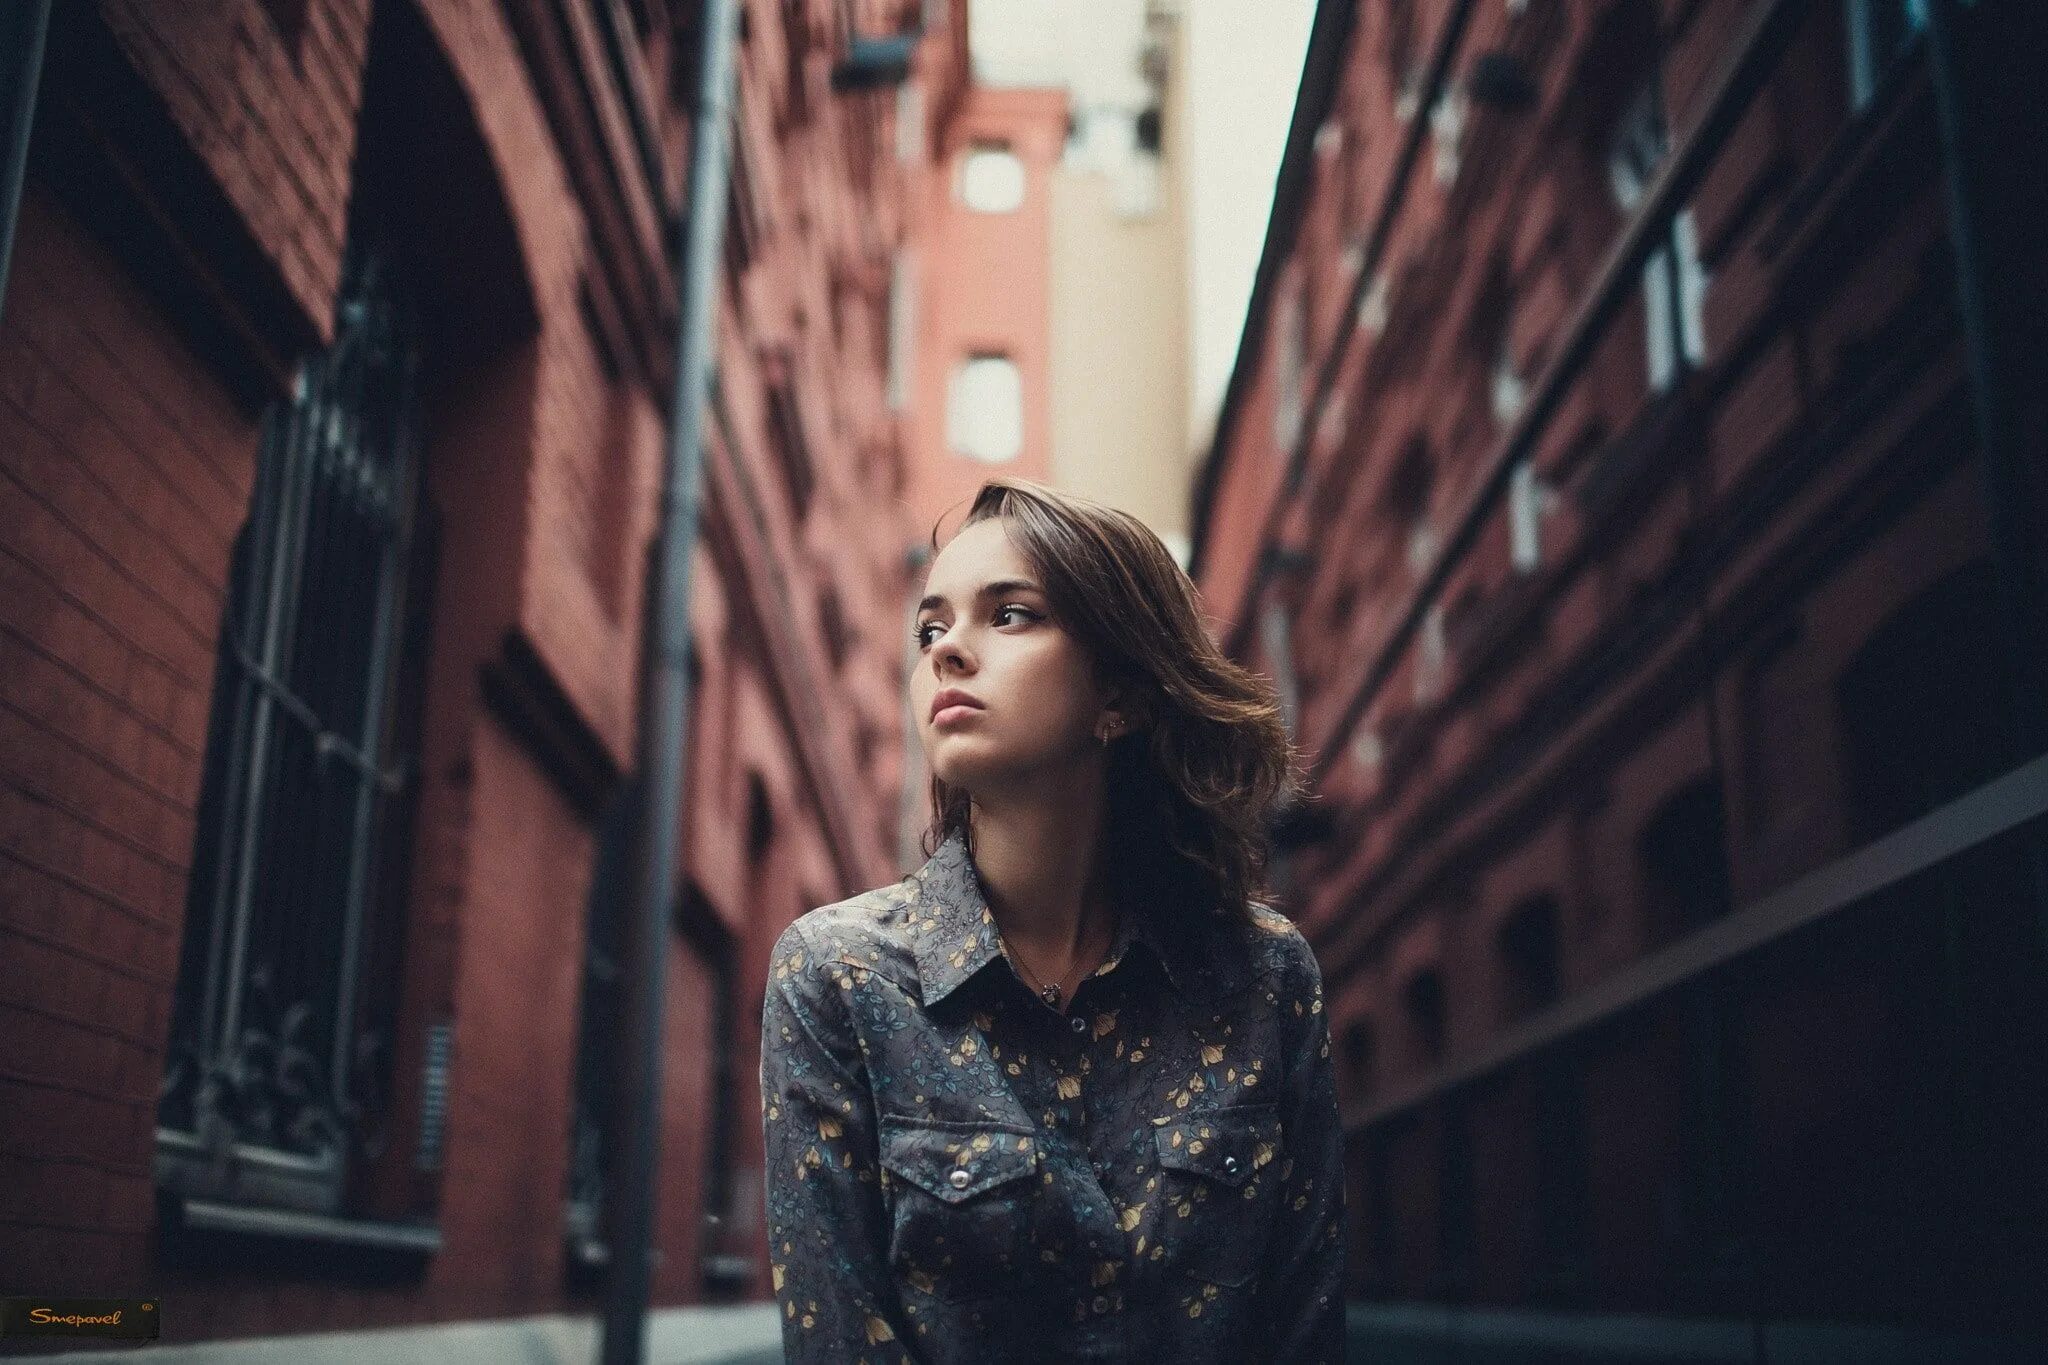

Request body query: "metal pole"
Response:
[601, 0, 742, 1360]
[1921, 0, 2048, 958]
[0, 0, 53, 324]
[1922, 0, 2048, 744]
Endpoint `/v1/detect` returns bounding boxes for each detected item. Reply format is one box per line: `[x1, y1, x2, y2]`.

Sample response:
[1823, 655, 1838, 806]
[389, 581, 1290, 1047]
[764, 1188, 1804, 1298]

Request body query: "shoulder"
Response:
[768, 879, 922, 996]
[1234, 900, 1327, 997]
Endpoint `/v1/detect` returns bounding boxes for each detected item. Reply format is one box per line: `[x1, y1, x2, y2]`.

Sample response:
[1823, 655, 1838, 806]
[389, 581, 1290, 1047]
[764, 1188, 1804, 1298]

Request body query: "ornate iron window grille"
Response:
[156, 244, 430, 1217]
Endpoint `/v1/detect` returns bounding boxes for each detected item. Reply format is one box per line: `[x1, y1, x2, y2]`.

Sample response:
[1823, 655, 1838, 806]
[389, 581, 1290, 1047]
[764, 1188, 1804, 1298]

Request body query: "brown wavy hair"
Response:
[919, 477, 1303, 927]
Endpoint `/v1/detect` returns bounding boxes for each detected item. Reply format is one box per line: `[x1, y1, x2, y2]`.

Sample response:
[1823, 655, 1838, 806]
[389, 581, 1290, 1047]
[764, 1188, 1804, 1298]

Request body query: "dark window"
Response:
[1403, 968, 1447, 1063]
[818, 585, 851, 670]
[1835, 558, 2023, 845]
[1637, 778, 1733, 942]
[157, 240, 435, 1216]
[1497, 894, 1561, 1020]
[1134, 104, 1162, 155]
[747, 771, 775, 863]
[764, 363, 816, 520]
[566, 785, 637, 1273]
[696, 926, 749, 1294]
[1341, 1019, 1378, 1102]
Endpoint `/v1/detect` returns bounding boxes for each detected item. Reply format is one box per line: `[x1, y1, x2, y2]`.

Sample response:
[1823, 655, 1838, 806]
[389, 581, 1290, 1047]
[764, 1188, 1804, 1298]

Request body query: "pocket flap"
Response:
[1152, 1103, 1279, 1188]
[880, 1117, 1040, 1203]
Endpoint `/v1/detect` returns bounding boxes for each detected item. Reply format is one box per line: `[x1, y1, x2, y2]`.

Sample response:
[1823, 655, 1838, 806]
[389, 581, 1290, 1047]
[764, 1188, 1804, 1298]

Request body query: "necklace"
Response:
[1007, 914, 1111, 1011]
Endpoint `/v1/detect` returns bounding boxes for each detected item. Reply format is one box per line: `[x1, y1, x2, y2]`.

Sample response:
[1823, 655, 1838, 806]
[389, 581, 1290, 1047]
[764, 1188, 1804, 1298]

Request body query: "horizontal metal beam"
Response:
[176, 1198, 443, 1254]
[1344, 747, 2048, 1135]
[1345, 1300, 2048, 1362]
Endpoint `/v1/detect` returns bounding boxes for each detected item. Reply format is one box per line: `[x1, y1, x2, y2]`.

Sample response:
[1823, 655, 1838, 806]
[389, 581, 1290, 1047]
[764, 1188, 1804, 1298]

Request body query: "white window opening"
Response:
[947, 355, 1023, 463]
[1405, 517, 1438, 578]
[1261, 602, 1301, 740]
[1847, 0, 1929, 110]
[1509, 456, 1552, 573]
[896, 83, 926, 165]
[1609, 82, 1708, 393]
[1430, 87, 1469, 186]
[1490, 338, 1527, 425]
[959, 144, 1026, 213]
[1274, 279, 1307, 450]
[1415, 602, 1448, 703]
[887, 251, 915, 412]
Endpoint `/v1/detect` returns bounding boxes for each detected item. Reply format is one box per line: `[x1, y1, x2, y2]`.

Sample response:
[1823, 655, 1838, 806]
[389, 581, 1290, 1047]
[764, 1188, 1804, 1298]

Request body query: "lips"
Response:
[929, 688, 984, 723]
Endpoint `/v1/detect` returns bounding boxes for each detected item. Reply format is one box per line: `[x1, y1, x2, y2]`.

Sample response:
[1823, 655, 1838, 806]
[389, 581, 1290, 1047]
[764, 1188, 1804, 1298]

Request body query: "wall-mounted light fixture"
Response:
[832, 31, 920, 92]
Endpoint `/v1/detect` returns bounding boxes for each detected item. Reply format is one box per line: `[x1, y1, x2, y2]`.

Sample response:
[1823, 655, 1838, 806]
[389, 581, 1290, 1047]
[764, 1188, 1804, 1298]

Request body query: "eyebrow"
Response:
[916, 578, 1044, 616]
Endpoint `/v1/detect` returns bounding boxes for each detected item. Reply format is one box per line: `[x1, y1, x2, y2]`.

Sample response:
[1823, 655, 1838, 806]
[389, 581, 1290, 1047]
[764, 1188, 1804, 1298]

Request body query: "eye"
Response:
[913, 605, 1039, 651]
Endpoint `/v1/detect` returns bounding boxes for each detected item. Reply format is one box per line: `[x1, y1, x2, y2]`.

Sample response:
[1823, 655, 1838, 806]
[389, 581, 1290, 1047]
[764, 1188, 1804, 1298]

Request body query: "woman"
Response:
[760, 478, 1345, 1363]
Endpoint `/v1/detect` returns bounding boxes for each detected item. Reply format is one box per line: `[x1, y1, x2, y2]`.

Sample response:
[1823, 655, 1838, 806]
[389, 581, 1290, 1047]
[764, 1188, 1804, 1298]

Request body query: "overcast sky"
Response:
[965, 0, 1318, 448]
[1181, 0, 1316, 448]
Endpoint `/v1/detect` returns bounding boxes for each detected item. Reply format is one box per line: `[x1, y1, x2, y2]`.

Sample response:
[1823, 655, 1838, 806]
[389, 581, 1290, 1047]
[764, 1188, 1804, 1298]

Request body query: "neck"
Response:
[966, 783, 1115, 966]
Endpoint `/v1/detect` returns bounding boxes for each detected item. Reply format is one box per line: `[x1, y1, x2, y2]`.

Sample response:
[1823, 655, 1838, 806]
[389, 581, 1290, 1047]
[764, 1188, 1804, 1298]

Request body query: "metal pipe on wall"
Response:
[601, 0, 743, 1360]
[0, 0, 53, 324]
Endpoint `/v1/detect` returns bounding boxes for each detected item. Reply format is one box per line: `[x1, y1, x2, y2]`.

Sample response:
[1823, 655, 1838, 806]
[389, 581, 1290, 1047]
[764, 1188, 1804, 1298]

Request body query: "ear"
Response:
[1099, 683, 1152, 736]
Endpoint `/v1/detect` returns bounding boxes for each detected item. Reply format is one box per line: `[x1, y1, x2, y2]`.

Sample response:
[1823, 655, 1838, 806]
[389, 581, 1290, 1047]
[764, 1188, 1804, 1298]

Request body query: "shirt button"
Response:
[949, 1168, 971, 1189]
[1070, 1015, 1088, 1033]
[1223, 1155, 1241, 1176]
[1092, 1295, 1109, 1314]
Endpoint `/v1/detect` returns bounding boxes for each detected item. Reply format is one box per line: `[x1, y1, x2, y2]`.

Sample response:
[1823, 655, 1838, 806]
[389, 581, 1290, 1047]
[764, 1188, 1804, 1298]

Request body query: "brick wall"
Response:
[0, 183, 257, 1290]
[1, 0, 925, 1340]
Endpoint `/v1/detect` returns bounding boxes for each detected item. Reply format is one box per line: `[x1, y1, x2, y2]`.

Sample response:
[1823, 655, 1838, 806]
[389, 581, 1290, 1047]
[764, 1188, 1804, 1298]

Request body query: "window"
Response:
[896, 82, 924, 164]
[1497, 895, 1562, 1020]
[947, 354, 1023, 462]
[1358, 268, 1391, 333]
[1508, 456, 1551, 572]
[1637, 778, 1733, 941]
[1430, 87, 1469, 185]
[1403, 968, 1447, 1062]
[1491, 342, 1527, 424]
[1415, 602, 1448, 703]
[1609, 80, 1708, 392]
[886, 251, 914, 411]
[1341, 1020, 1378, 1101]
[1386, 0, 1421, 120]
[764, 368, 815, 520]
[1261, 601, 1301, 740]
[1273, 276, 1307, 449]
[958, 143, 1026, 212]
[157, 241, 434, 1216]
[1847, 0, 1928, 109]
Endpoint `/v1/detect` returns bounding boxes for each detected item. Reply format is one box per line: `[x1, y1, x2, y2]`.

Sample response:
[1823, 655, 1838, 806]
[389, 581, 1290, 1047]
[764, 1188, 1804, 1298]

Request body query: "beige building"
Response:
[1046, 0, 1195, 567]
[939, 0, 1197, 566]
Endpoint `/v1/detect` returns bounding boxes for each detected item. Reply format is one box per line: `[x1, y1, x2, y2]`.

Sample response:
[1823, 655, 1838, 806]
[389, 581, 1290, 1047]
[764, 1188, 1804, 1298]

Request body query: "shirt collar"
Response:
[905, 826, 1255, 1008]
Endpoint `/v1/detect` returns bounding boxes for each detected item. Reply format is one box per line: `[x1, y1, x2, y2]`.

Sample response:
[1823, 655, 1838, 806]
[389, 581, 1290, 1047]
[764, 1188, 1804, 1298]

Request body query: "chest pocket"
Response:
[879, 1115, 1041, 1302]
[1152, 1101, 1283, 1289]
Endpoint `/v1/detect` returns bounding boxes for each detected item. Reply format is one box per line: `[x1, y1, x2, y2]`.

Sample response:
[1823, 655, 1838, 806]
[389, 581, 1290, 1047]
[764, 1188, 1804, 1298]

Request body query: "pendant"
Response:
[1039, 983, 1062, 1007]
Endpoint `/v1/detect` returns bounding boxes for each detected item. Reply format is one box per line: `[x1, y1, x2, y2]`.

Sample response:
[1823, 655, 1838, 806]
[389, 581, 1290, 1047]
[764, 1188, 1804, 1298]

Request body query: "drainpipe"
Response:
[1922, 0, 2047, 746]
[601, 0, 742, 1360]
[1921, 0, 2048, 957]
[0, 0, 52, 324]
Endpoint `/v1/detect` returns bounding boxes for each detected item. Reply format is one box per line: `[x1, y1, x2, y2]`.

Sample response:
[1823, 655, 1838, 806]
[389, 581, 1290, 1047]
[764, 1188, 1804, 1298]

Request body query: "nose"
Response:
[929, 628, 971, 677]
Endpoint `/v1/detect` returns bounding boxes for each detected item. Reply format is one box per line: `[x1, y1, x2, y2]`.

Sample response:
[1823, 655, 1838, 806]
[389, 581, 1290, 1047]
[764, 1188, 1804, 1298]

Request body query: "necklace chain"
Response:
[1007, 917, 1110, 1010]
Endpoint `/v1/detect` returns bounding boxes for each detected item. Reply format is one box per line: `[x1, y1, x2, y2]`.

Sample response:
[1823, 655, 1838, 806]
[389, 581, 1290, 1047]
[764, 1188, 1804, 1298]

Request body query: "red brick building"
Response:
[0, 0, 944, 1345]
[1194, 0, 2046, 1353]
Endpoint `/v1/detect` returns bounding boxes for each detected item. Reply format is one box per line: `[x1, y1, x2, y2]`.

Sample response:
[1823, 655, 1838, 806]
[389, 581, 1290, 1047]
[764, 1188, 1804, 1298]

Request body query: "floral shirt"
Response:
[759, 827, 1346, 1364]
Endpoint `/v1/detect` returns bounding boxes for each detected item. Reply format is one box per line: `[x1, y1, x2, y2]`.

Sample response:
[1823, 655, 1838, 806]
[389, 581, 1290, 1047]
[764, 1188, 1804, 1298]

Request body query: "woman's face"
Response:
[910, 518, 1112, 796]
